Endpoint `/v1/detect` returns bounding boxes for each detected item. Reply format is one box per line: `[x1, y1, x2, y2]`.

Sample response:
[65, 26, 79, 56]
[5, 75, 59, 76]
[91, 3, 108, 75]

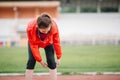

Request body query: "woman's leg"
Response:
[25, 69, 34, 80]
[49, 68, 57, 80]
[44, 45, 57, 80]
[25, 43, 36, 80]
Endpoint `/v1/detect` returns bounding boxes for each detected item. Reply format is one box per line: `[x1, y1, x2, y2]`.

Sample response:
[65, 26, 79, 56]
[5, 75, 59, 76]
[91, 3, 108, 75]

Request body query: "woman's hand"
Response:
[56, 59, 61, 67]
[40, 61, 48, 68]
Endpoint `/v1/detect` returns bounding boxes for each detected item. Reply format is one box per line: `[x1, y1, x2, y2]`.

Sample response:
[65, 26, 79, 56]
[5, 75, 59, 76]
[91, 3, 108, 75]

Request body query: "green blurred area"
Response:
[0, 45, 120, 74]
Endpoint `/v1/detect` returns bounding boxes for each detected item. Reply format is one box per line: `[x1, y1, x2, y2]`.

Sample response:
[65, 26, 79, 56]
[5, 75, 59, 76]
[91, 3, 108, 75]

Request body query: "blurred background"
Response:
[0, 0, 120, 74]
[0, 0, 120, 46]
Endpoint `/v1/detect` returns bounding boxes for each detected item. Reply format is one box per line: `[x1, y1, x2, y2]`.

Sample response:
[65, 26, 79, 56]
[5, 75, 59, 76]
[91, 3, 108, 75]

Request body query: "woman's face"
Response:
[38, 25, 51, 34]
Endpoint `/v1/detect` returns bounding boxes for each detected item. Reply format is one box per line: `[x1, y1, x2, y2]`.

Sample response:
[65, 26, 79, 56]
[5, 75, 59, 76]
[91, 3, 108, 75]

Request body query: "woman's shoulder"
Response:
[28, 19, 37, 27]
[51, 20, 59, 34]
[52, 20, 58, 29]
[27, 19, 37, 31]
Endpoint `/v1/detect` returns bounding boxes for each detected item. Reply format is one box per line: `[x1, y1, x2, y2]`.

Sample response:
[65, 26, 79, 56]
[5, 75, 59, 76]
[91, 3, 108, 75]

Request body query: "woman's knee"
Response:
[26, 59, 36, 69]
[47, 58, 56, 69]
[45, 44, 56, 69]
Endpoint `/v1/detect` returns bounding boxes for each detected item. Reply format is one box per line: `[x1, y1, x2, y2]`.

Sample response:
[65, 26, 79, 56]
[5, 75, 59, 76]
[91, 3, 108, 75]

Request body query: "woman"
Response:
[25, 13, 62, 80]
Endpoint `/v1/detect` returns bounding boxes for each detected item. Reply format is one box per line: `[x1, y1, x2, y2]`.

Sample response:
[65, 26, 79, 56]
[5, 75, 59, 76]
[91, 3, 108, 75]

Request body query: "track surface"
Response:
[0, 75, 120, 80]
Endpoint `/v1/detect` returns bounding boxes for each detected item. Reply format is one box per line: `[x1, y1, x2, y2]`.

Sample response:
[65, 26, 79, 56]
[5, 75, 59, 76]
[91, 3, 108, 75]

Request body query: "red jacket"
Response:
[26, 19, 62, 62]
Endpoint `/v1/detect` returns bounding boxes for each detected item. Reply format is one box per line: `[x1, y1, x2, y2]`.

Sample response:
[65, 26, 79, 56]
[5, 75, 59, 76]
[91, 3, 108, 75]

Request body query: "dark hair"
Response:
[37, 13, 52, 28]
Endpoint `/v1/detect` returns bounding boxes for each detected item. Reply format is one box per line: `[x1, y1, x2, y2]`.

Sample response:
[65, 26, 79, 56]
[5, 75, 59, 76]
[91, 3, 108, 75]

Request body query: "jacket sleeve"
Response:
[53, 22, 62, 59]
[26, 25, 42, 62]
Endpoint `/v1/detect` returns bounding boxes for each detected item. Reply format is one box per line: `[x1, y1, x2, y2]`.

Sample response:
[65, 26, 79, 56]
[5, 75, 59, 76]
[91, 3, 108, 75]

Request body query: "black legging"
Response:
[26, 43, 56, 69]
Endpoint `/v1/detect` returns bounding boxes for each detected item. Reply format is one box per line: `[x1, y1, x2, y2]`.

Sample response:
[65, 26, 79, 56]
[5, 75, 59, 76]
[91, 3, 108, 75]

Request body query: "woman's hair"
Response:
[37, 13, 52, 28]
